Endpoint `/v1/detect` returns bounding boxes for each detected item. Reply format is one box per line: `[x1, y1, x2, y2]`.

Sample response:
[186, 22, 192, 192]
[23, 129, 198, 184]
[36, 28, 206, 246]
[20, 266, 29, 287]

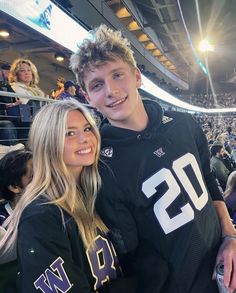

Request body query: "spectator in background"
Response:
[210, 142, 231, 191]
[7, 58, 45, 141]
[0, 149, 32, 227]
[0, 63, 18, 147]
[0, 149, 32, 293]
[50, 76, 65, 99]
[8, 58, 44, 104]
[224, 171, 236, 225]
[58, 80, 76, 100]
[0, 64, 10, 85]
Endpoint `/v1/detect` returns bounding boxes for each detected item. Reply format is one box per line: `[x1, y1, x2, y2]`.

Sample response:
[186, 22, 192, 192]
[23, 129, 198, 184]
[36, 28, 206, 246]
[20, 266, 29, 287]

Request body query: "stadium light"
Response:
[198, 39, 214, 52]
[0, 24, 11, 38]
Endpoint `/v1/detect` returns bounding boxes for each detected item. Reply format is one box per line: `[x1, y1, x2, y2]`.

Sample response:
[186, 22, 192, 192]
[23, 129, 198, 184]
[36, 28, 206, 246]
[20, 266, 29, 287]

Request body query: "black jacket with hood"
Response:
[97, 100, 222, 293]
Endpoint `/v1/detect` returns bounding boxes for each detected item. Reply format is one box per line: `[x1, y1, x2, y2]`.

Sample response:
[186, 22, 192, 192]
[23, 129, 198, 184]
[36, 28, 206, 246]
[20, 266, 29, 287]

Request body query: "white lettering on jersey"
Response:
[142, 153, 208, 234]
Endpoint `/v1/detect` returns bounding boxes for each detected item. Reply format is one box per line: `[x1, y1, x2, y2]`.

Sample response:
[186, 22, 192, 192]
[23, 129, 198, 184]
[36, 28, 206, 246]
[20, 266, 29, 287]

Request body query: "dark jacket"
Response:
[96, 100, 222, 293]
[17, 197, 136, 293]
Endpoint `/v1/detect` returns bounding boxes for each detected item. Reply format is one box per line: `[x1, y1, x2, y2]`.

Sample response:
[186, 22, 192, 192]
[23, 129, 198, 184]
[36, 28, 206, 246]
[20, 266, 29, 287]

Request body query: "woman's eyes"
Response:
[84, 126, 92, 132]
[19, 69, 31, 73]
[65, 127, 92, 136]
[65, 130, 76, 137]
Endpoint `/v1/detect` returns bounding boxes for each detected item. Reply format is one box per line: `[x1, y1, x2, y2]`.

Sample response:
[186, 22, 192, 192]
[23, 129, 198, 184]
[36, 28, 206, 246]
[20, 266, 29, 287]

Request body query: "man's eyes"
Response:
[91, 82, 103, 91]
[114, 72, 124, 79]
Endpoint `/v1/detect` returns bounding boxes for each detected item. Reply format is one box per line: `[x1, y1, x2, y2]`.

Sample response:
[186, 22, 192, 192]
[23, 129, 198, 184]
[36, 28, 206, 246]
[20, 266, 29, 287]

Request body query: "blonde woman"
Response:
[8, 58, 44, 104]
[0, 100, 135, 292]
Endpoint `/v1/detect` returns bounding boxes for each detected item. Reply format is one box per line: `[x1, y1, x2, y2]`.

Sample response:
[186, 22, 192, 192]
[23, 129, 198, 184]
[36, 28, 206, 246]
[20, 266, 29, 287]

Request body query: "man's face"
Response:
[218, 147, 225, 158]
[69, 85, 76, 96]
[83, 59, 142, 129]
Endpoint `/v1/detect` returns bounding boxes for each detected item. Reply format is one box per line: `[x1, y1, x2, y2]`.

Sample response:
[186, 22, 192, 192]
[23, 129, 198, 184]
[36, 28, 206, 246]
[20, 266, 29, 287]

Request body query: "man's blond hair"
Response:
[70, 24, 137, 91]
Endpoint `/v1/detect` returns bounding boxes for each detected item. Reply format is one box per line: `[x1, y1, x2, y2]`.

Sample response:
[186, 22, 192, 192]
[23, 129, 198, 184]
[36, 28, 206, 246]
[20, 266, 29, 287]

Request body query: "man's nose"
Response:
[106, 80, 119, 97]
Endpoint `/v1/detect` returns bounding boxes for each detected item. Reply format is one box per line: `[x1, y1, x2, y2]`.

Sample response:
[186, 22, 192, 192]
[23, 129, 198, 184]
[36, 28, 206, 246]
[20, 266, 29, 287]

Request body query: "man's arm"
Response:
[190, 115, 236, 291]
[213, 201, 236, 291]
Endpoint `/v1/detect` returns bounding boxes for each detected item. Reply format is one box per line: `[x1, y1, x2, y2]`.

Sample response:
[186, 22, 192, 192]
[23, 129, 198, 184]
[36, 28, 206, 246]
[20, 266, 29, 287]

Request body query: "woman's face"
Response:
[17, 62, 33, 85]
[63, 110, 98, 179]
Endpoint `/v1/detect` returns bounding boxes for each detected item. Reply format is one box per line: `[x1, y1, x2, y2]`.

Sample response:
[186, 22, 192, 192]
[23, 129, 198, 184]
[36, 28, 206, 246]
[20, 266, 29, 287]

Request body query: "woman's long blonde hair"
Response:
[0, 100, 107, 256]
[9, 58, 40, 87]
[224, 170, 236, 198]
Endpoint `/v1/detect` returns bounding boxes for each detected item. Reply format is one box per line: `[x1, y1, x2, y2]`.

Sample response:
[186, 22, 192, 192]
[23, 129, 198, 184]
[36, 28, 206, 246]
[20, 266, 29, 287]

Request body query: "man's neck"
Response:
[108, 102, 149, 131]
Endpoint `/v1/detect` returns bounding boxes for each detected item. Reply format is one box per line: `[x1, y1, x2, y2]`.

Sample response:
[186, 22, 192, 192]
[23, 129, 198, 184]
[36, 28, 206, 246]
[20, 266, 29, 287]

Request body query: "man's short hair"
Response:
[70, 24, 137, 91]
[210, 143, 223, 156]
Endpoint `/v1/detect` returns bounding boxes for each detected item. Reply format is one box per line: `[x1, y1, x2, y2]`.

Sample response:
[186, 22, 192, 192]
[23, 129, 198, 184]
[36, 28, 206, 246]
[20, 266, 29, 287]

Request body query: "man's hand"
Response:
[213, 200, 236, 292]
[215, 236, 236, 292]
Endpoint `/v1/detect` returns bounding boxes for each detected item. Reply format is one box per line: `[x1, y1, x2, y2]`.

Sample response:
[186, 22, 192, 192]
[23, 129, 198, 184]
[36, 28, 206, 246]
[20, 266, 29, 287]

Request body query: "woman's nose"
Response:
[77, 132, 87, 143]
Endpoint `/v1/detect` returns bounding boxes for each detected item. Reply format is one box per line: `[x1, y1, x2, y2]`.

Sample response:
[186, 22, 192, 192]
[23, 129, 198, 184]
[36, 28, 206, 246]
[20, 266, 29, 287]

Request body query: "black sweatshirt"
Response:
[97, 100, 222, 293]
[17, 197, 136, 293]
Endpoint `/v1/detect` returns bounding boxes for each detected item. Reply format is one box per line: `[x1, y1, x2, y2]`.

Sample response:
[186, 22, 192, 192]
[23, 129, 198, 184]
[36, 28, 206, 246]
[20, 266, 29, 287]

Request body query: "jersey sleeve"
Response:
[189, 114, 224, 201]
[17, 204, 94, 293]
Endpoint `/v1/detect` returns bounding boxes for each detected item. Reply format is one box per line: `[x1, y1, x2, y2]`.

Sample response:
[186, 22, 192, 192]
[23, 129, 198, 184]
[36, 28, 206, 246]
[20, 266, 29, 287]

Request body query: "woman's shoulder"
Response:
[20, 196, 61, 222]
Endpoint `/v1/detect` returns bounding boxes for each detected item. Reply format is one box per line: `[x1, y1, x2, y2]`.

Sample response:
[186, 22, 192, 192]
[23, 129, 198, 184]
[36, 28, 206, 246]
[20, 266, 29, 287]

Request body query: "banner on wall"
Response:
[0, 0, 88, 52]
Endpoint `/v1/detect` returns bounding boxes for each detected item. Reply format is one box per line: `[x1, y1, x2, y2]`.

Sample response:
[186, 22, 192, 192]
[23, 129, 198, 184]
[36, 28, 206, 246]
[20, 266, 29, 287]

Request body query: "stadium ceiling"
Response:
[106, 0, 236, 87]
[68, 0, 236, 93]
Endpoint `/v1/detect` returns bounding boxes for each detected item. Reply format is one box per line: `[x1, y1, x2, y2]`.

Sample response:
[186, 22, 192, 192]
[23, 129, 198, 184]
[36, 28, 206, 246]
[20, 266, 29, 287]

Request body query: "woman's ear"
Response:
[8, 185, 21, 194]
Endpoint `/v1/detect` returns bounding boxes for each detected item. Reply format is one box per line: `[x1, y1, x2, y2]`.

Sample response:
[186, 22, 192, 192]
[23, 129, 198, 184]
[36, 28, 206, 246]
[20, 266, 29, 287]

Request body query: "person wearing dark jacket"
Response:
[210, 143, 231, 191]
[0, 101, 136, 293]
[70, 24, 236, 293]
[224, 171, 236, 224]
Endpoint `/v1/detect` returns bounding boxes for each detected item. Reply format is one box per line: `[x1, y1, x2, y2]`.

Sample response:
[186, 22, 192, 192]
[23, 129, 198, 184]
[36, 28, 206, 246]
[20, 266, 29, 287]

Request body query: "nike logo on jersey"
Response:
[162, 115, 173, 124]
[101, 147, 113, 158]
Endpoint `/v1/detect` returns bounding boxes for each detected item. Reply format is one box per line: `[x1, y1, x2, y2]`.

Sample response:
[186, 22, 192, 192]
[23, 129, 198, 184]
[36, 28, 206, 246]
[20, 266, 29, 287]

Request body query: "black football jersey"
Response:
[17, 197, 136, 293]
[97, 100, 222, 293]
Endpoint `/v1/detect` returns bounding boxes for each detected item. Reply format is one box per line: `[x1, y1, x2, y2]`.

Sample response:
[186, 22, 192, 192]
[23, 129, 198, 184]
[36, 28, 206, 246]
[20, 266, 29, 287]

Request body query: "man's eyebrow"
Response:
[88, 77, 102, 86]
[87, 67, 125, 87]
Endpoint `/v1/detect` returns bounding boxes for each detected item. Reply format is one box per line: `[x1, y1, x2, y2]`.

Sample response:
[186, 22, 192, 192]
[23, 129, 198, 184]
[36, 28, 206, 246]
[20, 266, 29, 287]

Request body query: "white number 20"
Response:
[142, 153, 208, 234]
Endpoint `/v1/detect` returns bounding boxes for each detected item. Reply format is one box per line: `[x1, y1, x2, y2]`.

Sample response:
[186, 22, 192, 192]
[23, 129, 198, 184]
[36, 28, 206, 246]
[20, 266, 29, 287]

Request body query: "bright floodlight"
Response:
[198, 39, 214, 52]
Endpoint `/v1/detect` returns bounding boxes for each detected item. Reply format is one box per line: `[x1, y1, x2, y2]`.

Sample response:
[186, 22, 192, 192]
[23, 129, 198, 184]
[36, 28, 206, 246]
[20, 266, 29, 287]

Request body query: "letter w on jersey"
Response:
[34, 257, 73, 293]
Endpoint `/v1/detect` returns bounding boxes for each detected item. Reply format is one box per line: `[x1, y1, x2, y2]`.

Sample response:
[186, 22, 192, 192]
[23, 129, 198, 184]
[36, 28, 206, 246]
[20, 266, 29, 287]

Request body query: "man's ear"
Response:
[135, 67, 142, 88]
[8, 185, 21, 194]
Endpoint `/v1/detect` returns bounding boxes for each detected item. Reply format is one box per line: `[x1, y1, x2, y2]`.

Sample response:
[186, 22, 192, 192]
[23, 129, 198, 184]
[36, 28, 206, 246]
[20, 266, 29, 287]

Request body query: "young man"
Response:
[70, 25, 236, 293]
